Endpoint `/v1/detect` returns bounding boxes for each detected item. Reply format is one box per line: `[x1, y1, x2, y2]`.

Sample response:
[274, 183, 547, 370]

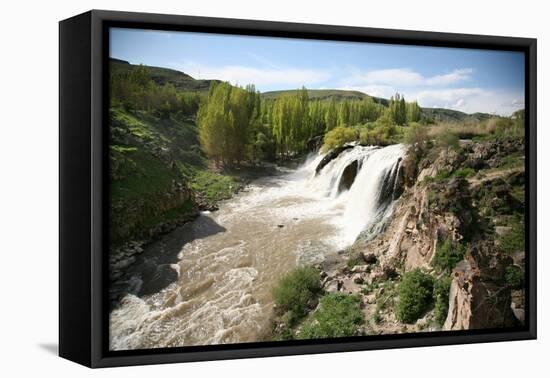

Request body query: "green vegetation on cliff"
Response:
[298, 293, 363, 339]
[272, 266, 322, 326]
[109, 63, 240, 246]
[396, 269, 434, 324]
[432, 238, 466, 273]
[433, 276, 452, 326]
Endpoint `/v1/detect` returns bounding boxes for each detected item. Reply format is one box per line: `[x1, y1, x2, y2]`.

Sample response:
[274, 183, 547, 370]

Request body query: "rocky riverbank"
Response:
[273, 136, 525, 338]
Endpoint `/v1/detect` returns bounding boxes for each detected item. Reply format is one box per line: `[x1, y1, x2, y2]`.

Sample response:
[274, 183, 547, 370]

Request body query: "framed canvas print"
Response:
[59, 10, 537, 368]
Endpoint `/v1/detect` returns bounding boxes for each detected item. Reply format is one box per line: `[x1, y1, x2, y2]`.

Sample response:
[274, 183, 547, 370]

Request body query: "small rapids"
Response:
[109, 144, 406, 350]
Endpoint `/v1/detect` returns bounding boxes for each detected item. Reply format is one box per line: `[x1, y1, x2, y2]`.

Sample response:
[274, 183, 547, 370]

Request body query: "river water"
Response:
[109, 144, 406, 350]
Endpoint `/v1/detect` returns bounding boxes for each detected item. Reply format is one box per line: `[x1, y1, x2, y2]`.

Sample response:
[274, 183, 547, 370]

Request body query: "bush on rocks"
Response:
[396, 269, 434, 323]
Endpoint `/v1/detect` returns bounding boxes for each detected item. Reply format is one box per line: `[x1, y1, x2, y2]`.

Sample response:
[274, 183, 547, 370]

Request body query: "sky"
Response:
[110, 27, 525, 116]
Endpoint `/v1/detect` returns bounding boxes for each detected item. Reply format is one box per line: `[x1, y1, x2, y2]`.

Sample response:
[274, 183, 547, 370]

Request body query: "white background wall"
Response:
[0, 0, 547, 376]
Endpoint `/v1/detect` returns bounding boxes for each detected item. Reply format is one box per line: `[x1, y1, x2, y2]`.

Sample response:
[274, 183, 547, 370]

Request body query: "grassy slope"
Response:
[111, 58, 492, 123]
[262, 89, 372, 101]
[109, 107, 239, 245]
[422, 107, 493, 123]
[110, 58, 219, 93]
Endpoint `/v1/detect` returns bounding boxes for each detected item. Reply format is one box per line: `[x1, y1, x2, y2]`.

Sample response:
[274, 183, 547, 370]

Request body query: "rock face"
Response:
[342, 137, 524, 334]
[306, 135, 324, 152]
[110, 179, 199, 244]
[444, 253, 517, 330]
[315, 145, 355, 174]
[378, 158, 404, 207]
[338, 160, 359, 193]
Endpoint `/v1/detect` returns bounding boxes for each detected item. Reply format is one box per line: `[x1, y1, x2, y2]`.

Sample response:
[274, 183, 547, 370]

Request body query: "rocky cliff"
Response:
[289, 137, 525, 337]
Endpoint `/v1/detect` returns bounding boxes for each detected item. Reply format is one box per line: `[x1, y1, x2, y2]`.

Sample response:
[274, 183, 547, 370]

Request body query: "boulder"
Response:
[324, 279, 342, 293]
[306, 135, 324, 152]
[338, 160, 359, 193]
[443, 259, 517, 331]
[352, 273, 365, 284]
[351, 264, 371, 273]
[315, 145, 354, 174]
[362, 252, 377, 264]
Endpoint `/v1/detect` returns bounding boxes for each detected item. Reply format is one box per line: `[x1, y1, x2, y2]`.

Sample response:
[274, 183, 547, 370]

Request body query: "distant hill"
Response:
[421, 107, 494, 123]
[110, 58, 493, 122]
[262, 89, 492, 123]
[110, 58, 219, 92]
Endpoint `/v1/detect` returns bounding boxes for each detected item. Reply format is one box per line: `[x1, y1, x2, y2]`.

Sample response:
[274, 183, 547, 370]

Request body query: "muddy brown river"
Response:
[109, 145, 405, 350]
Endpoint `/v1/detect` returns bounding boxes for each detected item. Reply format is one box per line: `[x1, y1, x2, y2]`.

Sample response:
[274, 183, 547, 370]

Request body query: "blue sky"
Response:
[110, 27, 525, 115]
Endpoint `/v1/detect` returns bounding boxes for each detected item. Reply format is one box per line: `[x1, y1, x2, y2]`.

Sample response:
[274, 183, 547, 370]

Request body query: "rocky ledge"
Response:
[274, 137, 525, 338]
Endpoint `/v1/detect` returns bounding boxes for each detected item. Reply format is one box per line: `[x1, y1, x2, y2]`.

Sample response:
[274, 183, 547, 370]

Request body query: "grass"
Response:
[111, 147, 178, 202]
[424, 167, 476, 184]
[111, 108, 156, 142]
[140, 200, 196, 230]
[262, 89, 369, 101]
[272, 266, 322, 326]
[298, 293, 364, 339]
[190, 170, 241, 203]
[109, 106, 207, 245]
[452, 167, 476, 178]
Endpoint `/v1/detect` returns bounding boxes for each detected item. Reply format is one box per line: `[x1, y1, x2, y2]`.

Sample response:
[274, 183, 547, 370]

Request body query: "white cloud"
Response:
[412, 87, 485, 109]
[339, 85, 396, 99]
[408, 88, 523, 115]
[175, 61, 330, 88]
[424, 69, 473, 86]
[360, 68, 424, 86]
[338, 67, 522, 115]
[338, 84, 523, 115]
[343, 67, 473, 88]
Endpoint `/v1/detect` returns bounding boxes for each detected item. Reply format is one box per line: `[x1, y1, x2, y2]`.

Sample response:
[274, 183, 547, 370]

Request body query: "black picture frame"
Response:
[59, 9, 537, 368]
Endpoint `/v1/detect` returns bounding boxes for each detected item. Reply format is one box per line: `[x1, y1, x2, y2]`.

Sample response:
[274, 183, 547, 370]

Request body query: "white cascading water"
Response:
[323, 144, 406, 246]
[109, 143, 406, 350]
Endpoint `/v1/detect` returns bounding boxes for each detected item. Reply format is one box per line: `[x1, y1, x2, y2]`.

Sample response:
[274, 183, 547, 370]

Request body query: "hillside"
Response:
[263, 89, 491, 123]
[110, 58, 493, 123]
[261, 89, 388, 104]
[422, 107, 494, 123]
[110, 58, 219, 92]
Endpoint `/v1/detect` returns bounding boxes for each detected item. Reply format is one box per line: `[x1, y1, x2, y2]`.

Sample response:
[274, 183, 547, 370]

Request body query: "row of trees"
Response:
[388, 93, 422, 125]
[197, 82, 266, 166]
[110, 65, 201, 117]
[197, 83, 426, 164]
[110, 66, 425, 165]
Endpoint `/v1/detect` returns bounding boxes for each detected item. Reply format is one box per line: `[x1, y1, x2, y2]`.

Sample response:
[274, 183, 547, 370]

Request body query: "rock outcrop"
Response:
[315, 145, 355, 174]
[444, 249, 517, 330]
[314, 137, 525, 335]
[338, 160, 359, 193]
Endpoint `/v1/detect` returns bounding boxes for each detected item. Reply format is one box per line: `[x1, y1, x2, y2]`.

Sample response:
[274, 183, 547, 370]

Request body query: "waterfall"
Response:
[109, 143, 407, 350]
[308, 144, 406, 247]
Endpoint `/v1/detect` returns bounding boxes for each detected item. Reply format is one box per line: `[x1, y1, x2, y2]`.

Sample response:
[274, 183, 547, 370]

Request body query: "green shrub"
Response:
[272, 266, 321, 325]
[425, 169, 452, 183]
[432, 238, 466, 273]
[322, 126, 358, 152]
[453, 167, 475, 178]
[396, 269, 434, 323]
[298, 293, 364, 339]
[505, 265, 524, 289]
[433, 276, 452, 326]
